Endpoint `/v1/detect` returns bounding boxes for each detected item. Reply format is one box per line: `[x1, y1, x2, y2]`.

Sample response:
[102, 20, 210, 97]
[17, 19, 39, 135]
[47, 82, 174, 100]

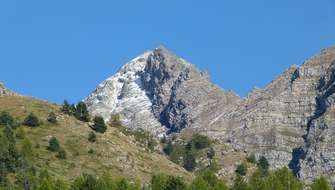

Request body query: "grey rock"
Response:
[85, 46, 335, 184]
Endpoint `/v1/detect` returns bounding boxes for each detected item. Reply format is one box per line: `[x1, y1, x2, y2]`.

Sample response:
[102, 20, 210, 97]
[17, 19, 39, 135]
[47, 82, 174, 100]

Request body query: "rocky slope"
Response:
[85, 46, 335, 184]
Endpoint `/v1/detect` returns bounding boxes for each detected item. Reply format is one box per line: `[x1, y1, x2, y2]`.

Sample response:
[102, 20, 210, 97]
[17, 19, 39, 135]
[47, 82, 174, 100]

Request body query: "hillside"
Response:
[0, 94, 191, 183]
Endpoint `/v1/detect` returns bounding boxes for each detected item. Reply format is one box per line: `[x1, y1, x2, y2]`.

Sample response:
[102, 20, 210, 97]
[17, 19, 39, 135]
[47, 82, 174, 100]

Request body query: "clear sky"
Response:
[0, 0, 335, 103]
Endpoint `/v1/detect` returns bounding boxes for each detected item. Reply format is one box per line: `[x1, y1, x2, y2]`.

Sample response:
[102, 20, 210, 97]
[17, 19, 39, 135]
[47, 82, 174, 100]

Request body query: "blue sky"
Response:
[0, 0, 334, 103]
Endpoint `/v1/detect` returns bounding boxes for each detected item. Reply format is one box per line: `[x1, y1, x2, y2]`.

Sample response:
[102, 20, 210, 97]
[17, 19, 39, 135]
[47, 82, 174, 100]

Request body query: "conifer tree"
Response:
[91, 116, 107, 133]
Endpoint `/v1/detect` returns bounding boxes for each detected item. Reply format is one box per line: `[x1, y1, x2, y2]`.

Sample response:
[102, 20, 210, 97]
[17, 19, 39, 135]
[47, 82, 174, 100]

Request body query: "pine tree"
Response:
[75, 102, 90, 122]
[48, 137, 60, 152]
[183, 152, 196, 172]
[163, 141, 173, 156]
[23, 113, 40, 127]
[91, 116, 107, 133]
[61, 100, 72, 115]
[257, 156, 269, 175]
[236, 163, 248, 176]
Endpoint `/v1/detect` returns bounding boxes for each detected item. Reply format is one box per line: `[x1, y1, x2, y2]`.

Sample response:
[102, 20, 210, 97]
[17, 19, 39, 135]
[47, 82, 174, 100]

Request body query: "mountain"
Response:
[85, 47, 240, 136]
[85, 46, 335, 184]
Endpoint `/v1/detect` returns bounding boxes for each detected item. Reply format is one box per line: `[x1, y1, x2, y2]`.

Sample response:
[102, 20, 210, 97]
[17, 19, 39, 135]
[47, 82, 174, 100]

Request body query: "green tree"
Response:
[91, 116, 107, 133]
[48, 137, 60, 152]
[47, 112, 57, 124]
[151, 174, 187, 190]
[183, 152, 196, 172]
[75, 102, 90, 122]
[61, 100, 72, 115]
[2, 126, 20, 172]
[163, 141, 173, 156]
[236, 163, 248, 176]
[0, 112, 14, 126]
[310, 176, 332, 190]
[257, 156, 269, 175]
[23, 113, 40, 127]
[88, 131, 96, 143]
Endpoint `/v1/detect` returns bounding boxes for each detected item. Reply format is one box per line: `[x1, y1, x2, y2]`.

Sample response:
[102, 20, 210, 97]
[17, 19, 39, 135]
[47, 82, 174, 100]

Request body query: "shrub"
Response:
[236, 163, 248, 176]
[88, 132, 96, 143]
[48, 137, 60, 152]
[56, 148, 66, 160]
[183, 152, 196, 172]
[91, 116, 107, 133]
[88, 149, 94, 154]
[310, 176, 332, 190]
[47, 112, 57, 124]
[190, 134, 211, 150]
[257, 156, 269, 174]
[15, 127, 26, 139]
[23, 113, 40, 127]
[151, 174, 187, 190]
[0, 112, 14, 126]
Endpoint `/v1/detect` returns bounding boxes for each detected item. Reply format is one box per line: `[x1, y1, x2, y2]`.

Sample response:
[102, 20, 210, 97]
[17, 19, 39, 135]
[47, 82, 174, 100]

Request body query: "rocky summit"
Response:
[85, 46, 335, 184]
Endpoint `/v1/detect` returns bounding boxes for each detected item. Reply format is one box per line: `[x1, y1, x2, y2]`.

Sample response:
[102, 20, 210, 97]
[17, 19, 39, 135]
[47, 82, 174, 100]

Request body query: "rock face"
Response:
[85, 46, 335, 183]
[85, 47, 240, 135]
[0, 83, 15, 96]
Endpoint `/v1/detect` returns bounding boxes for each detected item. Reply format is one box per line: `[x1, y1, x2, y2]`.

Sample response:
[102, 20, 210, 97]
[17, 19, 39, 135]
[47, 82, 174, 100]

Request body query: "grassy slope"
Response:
[0, 95, 191, 183]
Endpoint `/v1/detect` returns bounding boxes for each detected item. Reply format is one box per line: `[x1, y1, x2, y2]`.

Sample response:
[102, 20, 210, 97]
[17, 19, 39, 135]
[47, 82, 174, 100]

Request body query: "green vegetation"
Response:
[118, 125, 158, 152]
[257, 156, 269, 175]
[310, 176, 332, 190]
[91, 116, 107, 133]
[1, 164, 328, 190]
[0, 95, 191, 185]
[162, 134, 213, 172]
[23, 113, 40, 127]
[88, 131, 97, 143]
[61, 100, 90, 122]
[48, 137, 60, 152]
[236, 163, 248, 176]
[0, 112, 14, 126]
[74, 101, 90, 122]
